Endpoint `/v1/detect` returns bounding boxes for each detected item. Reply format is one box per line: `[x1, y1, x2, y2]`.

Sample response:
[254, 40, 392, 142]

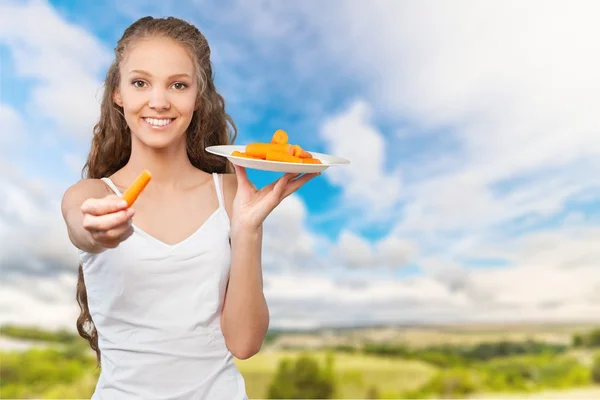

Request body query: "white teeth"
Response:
[144, 118, 172, 127]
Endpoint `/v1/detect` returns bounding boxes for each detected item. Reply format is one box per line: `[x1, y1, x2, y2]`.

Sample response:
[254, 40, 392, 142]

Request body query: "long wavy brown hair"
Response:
[76, 16, 237, 367]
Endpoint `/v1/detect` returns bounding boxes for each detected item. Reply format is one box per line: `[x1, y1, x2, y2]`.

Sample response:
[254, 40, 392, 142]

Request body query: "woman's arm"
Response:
[219, 168, 317, 359]
[220, 174, 270, 360]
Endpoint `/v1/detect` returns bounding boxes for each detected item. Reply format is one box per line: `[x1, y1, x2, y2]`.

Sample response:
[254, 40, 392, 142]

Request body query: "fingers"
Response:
[91, 219, 133, 240]
[271, 174, 291, 196]
[92, 222, 135, 248]
[81, 193, 136, 249]
[83, 207, 135, 233]
[281, 173, 320, 199]
[81, 195, 128, 216]
[261, 173, 288, 194]
[270, 172, 300, 196]
[262, 172, 318, 205]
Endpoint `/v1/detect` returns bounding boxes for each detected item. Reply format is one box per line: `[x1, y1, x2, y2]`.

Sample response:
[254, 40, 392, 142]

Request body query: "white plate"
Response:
[206, 145, 350, 173]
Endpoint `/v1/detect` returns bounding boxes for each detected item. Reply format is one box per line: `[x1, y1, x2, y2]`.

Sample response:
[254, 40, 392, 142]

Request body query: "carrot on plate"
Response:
[292, 144, 312, 159]
[301, 158, 322, 164]
[266, 149, 302, 163]
[231, 150, 260, 159]
[245, 143, 293, 159]
[271, 129, 289, 145]
[122, 169, 152, 207]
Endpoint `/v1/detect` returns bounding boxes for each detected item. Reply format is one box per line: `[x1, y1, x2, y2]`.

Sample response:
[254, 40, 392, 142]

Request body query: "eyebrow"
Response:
[128, 70, 193, 79]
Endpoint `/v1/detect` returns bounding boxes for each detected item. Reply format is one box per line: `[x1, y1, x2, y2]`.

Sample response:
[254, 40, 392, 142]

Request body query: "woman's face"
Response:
[114, 36, 198, 150]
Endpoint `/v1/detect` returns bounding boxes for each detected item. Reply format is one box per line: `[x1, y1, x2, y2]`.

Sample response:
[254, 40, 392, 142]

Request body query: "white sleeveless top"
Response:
[78, 173, 248, 400]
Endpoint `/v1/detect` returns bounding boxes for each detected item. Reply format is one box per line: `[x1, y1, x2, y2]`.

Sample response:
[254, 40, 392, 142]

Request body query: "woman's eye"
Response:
[132, 80, 146, 88]
[172, 82, 187, 90]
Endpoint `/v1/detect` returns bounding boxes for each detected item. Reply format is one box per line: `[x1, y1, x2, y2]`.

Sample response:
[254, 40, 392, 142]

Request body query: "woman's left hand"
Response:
[231, 165, 320, 230]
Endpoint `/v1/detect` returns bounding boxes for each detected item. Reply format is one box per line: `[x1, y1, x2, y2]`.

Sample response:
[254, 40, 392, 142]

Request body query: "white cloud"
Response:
[335, 230, 375, 268]
[263, 194, 330, 271]
[263, 223, 600, 328]
[471, 226, 600, 271]
[376, 236, 418, 268]
[320, 100, 401, 212]
[321, 0, 600, 141]
[0, 169, 78, 277]
[333, 229, 417, 269]
[394, 164, 599, 239]
[0, 274, 79, 331]
[0, 167, 80, 332]
[0, 0, 111, 138]
[0, 104, 26, 147]
[264, 260, 600, 329]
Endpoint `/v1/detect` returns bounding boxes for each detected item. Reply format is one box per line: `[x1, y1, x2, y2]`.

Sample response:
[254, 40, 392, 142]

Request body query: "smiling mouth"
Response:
[143, 117, 175, 127]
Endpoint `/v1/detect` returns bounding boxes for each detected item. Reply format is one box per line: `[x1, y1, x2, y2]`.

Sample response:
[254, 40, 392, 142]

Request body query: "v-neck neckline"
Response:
[100, 176, 226, 250]
[131, 207, 223, 250]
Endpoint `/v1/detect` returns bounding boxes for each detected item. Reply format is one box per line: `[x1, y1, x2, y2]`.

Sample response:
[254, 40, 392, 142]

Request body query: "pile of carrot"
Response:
[231, 129, 322, 164]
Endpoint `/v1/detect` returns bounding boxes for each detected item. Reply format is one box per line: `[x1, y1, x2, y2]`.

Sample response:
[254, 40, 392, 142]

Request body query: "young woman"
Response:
[61, 16, 318, 399]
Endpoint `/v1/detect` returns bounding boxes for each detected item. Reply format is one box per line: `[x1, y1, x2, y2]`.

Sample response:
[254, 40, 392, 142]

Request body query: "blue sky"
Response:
[1, 0, 600, 330]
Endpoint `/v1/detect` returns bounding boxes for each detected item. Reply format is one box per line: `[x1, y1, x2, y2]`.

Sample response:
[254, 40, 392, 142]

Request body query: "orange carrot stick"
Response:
[231, 150, 260, 159]
[245, 143, 293, 159]
[301, 158, 322, 164]
[292, 144, 313, 159]
[271, 129, 288, 144]
[122, 169, 152, 207]
[266, 149, 302, 163]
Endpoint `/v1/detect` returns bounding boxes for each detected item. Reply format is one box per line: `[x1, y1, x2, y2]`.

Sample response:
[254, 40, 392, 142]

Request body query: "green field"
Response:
[1, 323, 599, 399]
[235, 350, 437, 399]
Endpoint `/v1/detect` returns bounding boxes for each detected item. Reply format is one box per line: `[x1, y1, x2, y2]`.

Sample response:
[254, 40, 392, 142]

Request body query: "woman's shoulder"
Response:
[66, 177, 112, 194]
[62, 178, 113, 204]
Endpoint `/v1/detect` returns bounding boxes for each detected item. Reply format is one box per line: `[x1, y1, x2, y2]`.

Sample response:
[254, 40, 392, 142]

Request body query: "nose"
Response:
[148, 87, 170, 111]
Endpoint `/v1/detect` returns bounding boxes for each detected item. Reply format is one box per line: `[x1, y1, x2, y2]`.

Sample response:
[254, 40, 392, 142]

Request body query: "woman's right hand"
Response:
[80, 195, 136, 249]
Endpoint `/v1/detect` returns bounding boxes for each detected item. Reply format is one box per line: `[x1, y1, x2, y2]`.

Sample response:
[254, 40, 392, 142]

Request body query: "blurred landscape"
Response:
[2, 322, 600, 399]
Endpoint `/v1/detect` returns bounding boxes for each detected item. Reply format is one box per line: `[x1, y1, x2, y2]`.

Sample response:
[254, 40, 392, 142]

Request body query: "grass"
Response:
[234, 350, 438, 399]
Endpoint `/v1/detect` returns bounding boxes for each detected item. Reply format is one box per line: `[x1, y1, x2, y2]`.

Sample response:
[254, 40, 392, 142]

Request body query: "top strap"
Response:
[101, 177, 122, 196]
[212, 173, 225, 209]
[103, 175, 225, 208]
